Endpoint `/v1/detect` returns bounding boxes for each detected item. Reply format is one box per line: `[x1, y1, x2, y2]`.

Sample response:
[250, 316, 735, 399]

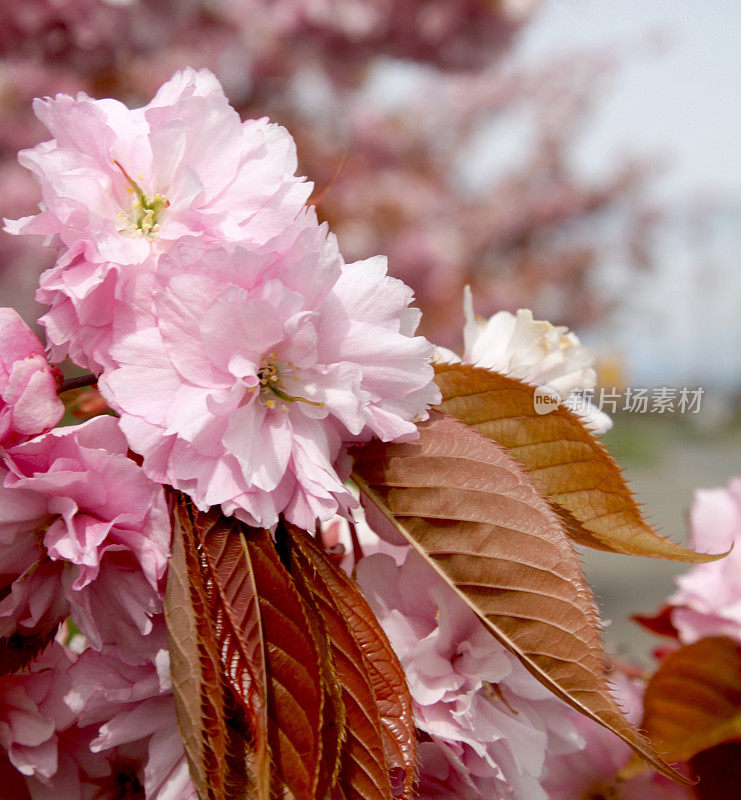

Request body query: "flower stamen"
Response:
[113, 159, 169, 239]
[257, 357, 323, 409]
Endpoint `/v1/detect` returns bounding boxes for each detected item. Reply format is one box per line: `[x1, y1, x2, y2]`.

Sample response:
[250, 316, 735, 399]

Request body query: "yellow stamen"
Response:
[257, 358, 324, 410]
[113, 159, 169, 239]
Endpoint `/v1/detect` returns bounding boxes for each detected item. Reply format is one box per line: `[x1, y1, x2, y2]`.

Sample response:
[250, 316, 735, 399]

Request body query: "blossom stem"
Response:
[348, 519, 364, 566]
[60, 374, 97, 393]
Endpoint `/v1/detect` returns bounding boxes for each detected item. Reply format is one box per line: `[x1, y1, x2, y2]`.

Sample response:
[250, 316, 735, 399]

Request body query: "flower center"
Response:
[91, 759, 144, 799]
[482, 681, 518, 714]
[582, 784, 622, 800]
[114, 767, 145, 799]
[256, 355, 323, 411]
[113, 159, 169, 239]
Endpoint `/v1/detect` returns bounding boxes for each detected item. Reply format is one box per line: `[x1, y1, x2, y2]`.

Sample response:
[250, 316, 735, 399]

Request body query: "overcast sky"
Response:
[515, 0, 741, 203]
[513, 0, 740, 390]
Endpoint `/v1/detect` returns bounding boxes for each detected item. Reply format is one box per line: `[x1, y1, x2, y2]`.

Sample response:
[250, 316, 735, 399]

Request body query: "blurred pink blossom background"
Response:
[0, 0, 656, 348]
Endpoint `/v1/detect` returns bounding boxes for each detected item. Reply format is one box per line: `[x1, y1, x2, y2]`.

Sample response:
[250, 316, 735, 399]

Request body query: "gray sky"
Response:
[514, 0, 741, 390]
[516, 0, 741, 203]
[360, 2, 739, 388]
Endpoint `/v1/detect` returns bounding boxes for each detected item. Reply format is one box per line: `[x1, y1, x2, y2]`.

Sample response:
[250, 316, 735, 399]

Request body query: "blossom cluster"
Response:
[5, 67, 438, 529]
[1, 0, 658, 356]
[0, 313, 182, 798]
[0, 66, 697, 800]
[357, 548, 585, 799]
[0, 69, 439, 798]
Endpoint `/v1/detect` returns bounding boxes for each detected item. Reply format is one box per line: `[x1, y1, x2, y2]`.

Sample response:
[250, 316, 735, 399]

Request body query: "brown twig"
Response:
[60, 374, 97, 393]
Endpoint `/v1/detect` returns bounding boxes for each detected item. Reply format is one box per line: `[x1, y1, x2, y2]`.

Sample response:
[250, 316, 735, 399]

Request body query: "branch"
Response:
[60, 374, 97, 393]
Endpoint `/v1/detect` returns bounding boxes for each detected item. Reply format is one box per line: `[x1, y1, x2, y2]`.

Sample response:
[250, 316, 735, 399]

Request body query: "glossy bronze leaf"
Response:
[245, 527, 326, 800]
[196, 510, 270, 799]
[277, 525, 346, 800]
[287, 535, 386, 800]
[352, 411, 686, 783]
[287, 524, 417, 800]
[642, 636, 741, 763]
[164, 494, 252, 800]
[434, 363, 721, 563]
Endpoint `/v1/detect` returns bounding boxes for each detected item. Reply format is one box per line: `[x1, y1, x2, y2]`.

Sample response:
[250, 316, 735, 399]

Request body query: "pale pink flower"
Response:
[541, 671, 691, 800]
[0, 642, 75, 785]
[320, 497, 411, 574]
[0, 627, 193, 800]
[0, 308, 63, 448]
[0, 416, 170, 663]
[414, 739, 513, 799]
[60, 635, 195, 800]
[355, 550, 583, 800]
[436, 286, 612, 434]
[5, 67, 312, 372]
[669, 478, 741, 644]
[25, 733, 151, 800]
[99, 213, 438, 529]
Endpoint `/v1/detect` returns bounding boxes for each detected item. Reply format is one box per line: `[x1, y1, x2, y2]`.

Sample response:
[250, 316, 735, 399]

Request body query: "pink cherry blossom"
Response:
[669, 478, 741, 644]
[59, 636, 195, 800]
[0, 416, 170, 664]
[0, 642, 75, 785]
[5, 67, 312, 372]
[355, 550, 583, 800]
[99, 212, 438, 529]
[541, 670, 691, 800]
[320, 498, 411, 573]
[0, 308, 63, 448]
[0, 627, 193, 800]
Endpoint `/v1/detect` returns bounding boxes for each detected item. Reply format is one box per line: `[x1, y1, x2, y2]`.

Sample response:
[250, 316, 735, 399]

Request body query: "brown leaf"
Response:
[434, 363, 721, 563]
[277, 527, 346, 800]
[642, 636, 741, 763]
[287, 533, 384, 800]
[245, 527, 326, 800]
[196, 510, 270, 799]
[352, 410, 686, 783]
[164, 494, 252, 800]
[287, 523, 417, 800]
